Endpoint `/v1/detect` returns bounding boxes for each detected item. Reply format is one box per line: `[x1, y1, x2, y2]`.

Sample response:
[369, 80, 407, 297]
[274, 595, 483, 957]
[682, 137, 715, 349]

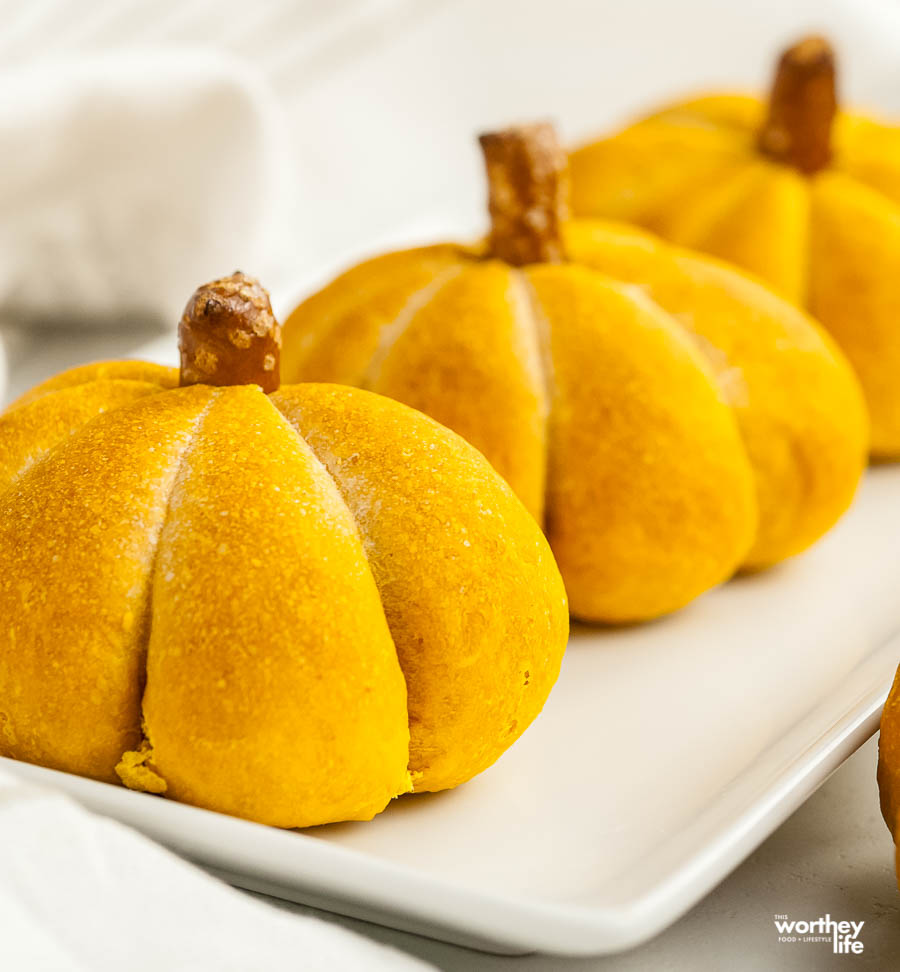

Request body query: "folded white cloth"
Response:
[0, 765, 431, 971]
[0, 49, 291, 332]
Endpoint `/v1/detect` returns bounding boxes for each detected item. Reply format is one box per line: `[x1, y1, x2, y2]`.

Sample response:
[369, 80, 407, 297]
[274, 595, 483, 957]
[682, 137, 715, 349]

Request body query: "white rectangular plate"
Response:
[3, 465, 899, 957]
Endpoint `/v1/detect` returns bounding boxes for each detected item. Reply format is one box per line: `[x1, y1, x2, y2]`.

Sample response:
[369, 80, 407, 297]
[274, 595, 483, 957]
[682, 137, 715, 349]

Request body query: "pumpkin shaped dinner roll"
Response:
[282, 124, 867, 623]
[571, 35, 900, 456]
[878, 667, 900, 886]
[0, 273, 568, 828]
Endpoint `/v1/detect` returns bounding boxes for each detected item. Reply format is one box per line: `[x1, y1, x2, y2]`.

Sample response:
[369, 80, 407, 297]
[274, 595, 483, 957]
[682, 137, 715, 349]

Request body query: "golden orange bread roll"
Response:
[0, 273, 568, 828]
[878, 668, 900, 887]
[570, 35, 899, 456]
[281, 124, 867, 621]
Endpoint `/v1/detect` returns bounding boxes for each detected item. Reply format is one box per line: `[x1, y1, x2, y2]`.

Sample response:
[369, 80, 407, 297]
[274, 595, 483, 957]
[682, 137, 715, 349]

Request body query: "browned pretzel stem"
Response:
[758, 35, 837, 174]
[179, 272, 281, 393]
[479, 123, 569, 266]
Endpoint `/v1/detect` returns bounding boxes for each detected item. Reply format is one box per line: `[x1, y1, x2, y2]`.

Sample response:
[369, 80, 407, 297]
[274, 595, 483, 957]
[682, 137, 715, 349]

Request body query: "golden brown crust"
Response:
[272, 383, 568, 791]
[0, 379, 164, 496]
[567, 54, 900, 457]
[527, 263, 757, 620]
[179, 272, 281, 392]
[479, 123, 569, 266]
[878, 667, 900, 885]
[281, 245, 469, 386]
[0, 388, 214, 782]
[0, 358, 568, 824]
[758, 35, 837, 174]
[367, 261, 549, 523]
[5, 361, 177, 412]
[564, 220, 867, 568]
[135, 387, 411, 827]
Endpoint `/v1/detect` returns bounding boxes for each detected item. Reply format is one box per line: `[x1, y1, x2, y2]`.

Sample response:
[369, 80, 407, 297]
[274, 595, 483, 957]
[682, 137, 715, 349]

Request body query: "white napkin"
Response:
[0, 765, 431, 972]
[0, 49, 291, 331]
